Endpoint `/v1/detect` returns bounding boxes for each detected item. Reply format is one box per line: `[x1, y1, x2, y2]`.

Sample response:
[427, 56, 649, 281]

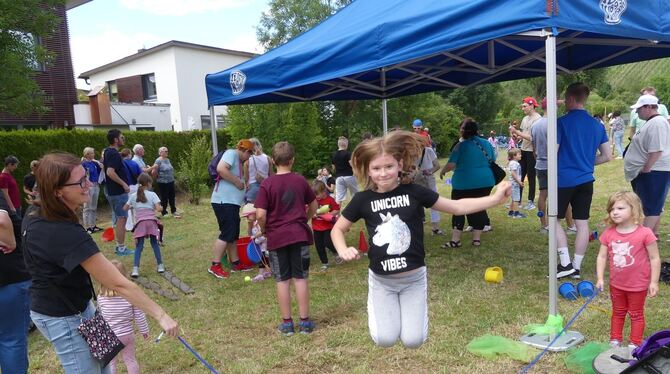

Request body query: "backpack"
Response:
[632, 330, 670, 361]
[208, 151, 225, 182]
[621, 330, 670, 373]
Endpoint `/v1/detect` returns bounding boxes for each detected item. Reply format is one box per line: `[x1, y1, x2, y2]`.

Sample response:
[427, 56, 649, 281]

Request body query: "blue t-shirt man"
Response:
[557, 110, 608, 188]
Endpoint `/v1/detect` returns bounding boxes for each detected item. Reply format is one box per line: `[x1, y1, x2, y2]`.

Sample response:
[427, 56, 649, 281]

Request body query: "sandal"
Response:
[441, 240, 461, 248]
[472, 240, 481, 247]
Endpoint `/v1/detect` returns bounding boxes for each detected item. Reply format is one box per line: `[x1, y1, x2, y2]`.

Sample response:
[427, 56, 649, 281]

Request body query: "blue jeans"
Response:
[134, 235, 163, 267]
[613, 130, 624, 157]
[31, 301, 111, 374]
[0, 280, 31, 374]
[106, 193, 129, 225]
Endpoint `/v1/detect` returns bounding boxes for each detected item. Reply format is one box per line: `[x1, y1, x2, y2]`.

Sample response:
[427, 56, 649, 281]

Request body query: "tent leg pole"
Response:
[382, 99, 388, 134]
[209, 107, 219, 155]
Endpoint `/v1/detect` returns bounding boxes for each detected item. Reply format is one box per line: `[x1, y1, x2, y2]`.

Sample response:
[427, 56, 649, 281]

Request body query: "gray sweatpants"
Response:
[368, 267, 428, 348]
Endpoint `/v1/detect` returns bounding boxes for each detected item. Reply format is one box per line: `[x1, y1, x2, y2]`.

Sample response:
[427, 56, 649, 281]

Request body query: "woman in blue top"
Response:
[439, 119, 496, 247]
[81, 147, 104, 234]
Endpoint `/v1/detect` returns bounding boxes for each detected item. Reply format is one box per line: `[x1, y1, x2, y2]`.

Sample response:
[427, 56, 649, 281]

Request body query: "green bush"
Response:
[0, 129, 229, 208]
[176, 136, 212, 205]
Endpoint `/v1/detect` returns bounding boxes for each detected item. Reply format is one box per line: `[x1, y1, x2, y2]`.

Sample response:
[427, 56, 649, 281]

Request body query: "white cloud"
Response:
[225, 32, 264, 54]
[70, 29, 164, 89]
[119, 0, 244, 16]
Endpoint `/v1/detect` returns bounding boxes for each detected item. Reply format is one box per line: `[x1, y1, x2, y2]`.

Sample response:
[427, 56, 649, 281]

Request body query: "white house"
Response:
[78, 40, 255, 132]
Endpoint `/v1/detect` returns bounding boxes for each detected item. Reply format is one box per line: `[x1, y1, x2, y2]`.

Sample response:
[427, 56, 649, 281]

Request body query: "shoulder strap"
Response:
[471, 138, 494, 163]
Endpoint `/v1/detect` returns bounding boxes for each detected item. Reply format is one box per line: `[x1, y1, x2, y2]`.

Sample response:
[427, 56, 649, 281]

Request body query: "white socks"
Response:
[557, 247, 571, 267]
[573, 255, 584, 271]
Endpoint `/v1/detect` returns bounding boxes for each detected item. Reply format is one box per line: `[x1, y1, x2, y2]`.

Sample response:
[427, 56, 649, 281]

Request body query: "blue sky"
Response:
[68, 0, 268, 88]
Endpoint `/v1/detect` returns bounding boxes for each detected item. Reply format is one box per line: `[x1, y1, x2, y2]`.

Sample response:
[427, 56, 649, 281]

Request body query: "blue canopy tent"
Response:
[205, 0, 670, 350]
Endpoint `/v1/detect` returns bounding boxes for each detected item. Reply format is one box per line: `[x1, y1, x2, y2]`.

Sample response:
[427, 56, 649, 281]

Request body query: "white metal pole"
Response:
[381, 69, 388, 134]
[209, 106, 219, 155]
[545, 32, 558, 316]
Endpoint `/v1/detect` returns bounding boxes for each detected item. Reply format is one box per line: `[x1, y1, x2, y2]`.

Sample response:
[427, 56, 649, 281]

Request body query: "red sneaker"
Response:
[231, 263, 254, 272]
[208, 264, 229, 279]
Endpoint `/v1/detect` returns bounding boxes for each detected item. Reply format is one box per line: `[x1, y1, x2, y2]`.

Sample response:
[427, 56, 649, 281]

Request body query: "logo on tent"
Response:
[599, 0, 626, 25]
[230, 70, 246, 95]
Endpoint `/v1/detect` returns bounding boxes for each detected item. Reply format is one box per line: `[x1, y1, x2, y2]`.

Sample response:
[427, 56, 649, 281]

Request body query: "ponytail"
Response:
[135, 173, 152, 203]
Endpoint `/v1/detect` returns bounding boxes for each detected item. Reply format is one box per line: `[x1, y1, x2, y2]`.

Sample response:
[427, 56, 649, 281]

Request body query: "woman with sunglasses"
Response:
[23, 152, 178, 373]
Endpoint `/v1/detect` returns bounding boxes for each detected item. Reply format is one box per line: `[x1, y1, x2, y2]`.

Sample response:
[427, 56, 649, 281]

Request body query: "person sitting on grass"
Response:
[124, 173, 164, 278]
[255, 141, 318, 336]
[311, 180, 341, 272]
[331, 130, 510, 349]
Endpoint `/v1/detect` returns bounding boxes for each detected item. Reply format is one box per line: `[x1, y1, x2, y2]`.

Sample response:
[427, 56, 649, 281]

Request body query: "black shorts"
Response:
[211, 203, 240, 242]
[268, 243, 310, 282]
[537, 169, 548, 191]
[557, 181, 593, 220]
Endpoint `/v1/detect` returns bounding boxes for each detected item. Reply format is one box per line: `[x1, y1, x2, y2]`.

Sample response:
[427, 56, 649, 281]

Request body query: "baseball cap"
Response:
[236, 139, 254, 151]
[522, 97, 538, 107]
[630, 94, 659, 110]
[412, 119, 423, 128]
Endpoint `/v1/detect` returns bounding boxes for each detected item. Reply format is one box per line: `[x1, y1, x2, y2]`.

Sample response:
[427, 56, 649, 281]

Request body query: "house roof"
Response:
[78, 40, 256, 79]
[66, 0, 91, 10]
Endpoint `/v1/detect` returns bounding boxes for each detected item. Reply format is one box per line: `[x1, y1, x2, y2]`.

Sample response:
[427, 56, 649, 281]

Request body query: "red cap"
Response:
[522, 97, 538, 107]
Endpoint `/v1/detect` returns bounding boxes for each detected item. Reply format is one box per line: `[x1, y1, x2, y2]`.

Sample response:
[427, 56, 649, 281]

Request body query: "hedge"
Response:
[0, 129, 230, 209]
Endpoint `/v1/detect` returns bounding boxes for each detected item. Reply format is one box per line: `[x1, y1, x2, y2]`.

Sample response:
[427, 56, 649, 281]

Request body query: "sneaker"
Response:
[86, 227, 94, 235]
[262, 271, 272, 279]
[299, 320, 315, 334]
[615, 156, 623, 160]
[570, 269, 581, 279]
[432, 228, 445, 235]
[208, 264, 230, 279]
[320, 264, 329, 272]
[231, 263, 254, 272]
[278, 321, 295, 336]
[252, 274, 265, 282]
[463, 226, 474, 232]
[115, 247, 135, 256]
[157, 263, 165, 273]
[567, 225, 578, 234]
[628, 343, 638, 352]
[609, 340, 621, 348]
[508, 211, 514, 218]
[131, 266, 139, 278]
[92, 226, 104, 233]
[540, 226, 549, 234]
[513, 212, 527, 218]
[524, 201, 537, 210]
[334, 255, 344, 265]
[557, 263, 577, 279]
[482, 225, 492, 232]
[172, 212, 182, 218]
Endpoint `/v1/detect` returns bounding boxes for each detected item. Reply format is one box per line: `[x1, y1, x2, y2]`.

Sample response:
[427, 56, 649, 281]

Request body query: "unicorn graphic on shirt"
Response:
[612, 241, 635, 268]
[372, 212, 411, 255]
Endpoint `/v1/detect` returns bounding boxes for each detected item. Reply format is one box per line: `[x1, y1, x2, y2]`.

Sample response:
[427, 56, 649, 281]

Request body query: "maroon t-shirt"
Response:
[0, 172, 20, 209]
[254, 173, 316, 250]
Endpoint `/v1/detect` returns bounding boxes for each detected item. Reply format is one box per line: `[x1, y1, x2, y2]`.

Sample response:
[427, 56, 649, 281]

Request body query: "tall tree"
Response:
[0, 0, 64, 116]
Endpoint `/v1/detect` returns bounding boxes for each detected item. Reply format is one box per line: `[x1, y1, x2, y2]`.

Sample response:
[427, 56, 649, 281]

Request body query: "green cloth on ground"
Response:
[467, 334, 537, 363]
[523, 314, 564, 335]
[564, 342, 610, 374]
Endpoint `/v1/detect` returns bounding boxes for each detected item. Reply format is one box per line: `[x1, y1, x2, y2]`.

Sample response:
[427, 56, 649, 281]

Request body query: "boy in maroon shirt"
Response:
[255, 142, 318, 335]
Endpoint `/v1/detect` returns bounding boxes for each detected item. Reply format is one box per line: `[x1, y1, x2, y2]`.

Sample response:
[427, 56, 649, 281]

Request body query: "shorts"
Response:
[557, 181, 593, 220]
[536, 169, 548, 191]
[268, 243, 310, 282]
[106, 193, 128, 219]
[211, 203, 241, 242]
[631, 171, 670, 216]
[245, 182, 260, 203]
[335, 176, 358, 203]
[511, 184, 521, 202]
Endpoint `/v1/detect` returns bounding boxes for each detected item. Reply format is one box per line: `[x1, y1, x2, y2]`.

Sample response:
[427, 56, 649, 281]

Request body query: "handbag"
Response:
[412, 148, 431, 188]
[471, 138, 506, 184]
[251, 156, 265, 184]
[77, 309, 125, 367]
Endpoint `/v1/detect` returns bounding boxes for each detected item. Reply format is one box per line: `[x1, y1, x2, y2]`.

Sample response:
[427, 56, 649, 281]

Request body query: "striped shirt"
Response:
[98, 295, 149, 337]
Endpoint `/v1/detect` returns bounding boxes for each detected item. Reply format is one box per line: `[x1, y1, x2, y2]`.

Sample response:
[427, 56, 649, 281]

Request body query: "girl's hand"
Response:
[649, 282, 659, 297]
[595, 279, 604, 292]
[158, 313, 179, 337]
[339, 246, 361, 261]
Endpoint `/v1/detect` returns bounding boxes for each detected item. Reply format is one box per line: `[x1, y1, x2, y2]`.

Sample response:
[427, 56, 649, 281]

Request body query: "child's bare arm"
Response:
[432, 181, 510, 215]
[595, 244, 608, 290]
[511, 171, 523, 186]
[154, 203, 161, 214]
[256, 208, 267, 234]
[306, 199, 318, 219]
[331, 216, 359, 261]
[646, 241, 661, 297]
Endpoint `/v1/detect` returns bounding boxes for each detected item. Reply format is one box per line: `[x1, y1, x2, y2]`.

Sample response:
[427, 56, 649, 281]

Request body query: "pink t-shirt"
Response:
[599, 225, 656, 292]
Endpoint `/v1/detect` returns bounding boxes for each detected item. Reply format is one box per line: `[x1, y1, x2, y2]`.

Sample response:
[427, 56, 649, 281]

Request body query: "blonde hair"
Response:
[351, 130, 424, 190]
[99, 260, 127, 297]
[83, 147, 95, 158]
[604, 191, 644, 227]
[508, 148, 521, 160]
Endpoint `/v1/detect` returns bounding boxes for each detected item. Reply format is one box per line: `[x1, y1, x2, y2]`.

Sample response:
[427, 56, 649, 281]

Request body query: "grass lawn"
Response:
[27, 157, 669, 373]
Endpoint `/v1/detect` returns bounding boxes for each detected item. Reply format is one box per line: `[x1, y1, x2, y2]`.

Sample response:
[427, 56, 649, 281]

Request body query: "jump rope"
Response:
[518, 288, 600, 374]
[156, 332, 220, 374]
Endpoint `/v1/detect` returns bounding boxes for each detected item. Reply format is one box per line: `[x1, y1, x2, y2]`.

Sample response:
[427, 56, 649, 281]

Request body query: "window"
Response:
[142, 73, 157, 101]
[107, 81, 118, 102]
[12, 31, 45, 71]
[200, 114, 225, 130]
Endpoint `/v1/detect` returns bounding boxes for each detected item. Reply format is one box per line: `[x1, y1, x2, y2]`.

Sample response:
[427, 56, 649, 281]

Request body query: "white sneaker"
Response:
[131, 266, 139, 278]
[524, 201, 536, 210]
[482, 225, 492, 232]
[567, 226, 577, 235]
[609, 340, 620, 348]
[319, 264, 329, 272]
[463, 226, 473, 232]
[157, 263, 165, 273]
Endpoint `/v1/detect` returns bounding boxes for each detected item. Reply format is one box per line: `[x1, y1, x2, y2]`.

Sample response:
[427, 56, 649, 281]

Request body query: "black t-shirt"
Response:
[0, 206, 30, 287]
[23, 173, 36, 191]
[22, 213, 100, 316]
[103, 147, 127, 196]
[331, 150, 354, 178]
[342, 183, 439, 275]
